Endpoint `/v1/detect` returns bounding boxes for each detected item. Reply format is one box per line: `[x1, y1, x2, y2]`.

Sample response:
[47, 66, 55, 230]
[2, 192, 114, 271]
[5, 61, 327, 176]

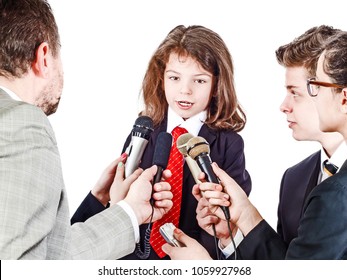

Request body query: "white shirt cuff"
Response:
[219, 229, 244, 258]
[117, 200, 140, 242]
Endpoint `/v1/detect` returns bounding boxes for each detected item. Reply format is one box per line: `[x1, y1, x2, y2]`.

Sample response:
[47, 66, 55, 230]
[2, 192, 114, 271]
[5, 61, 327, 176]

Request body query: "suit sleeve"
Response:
[286, 177, 347, 259]
[234, 220, 287, 259]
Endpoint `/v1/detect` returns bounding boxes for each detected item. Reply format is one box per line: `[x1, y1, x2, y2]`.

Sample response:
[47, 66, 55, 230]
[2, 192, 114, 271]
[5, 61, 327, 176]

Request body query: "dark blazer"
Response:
[72, 116, 252, 259]
[237, 157, 347, 260]
[277, 151, 321, 246]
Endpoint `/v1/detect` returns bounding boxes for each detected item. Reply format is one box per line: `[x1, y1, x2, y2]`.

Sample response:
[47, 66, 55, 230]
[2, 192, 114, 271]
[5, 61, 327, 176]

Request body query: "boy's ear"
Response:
[340, 88, 347, 114]
[32, 42, 50, 78]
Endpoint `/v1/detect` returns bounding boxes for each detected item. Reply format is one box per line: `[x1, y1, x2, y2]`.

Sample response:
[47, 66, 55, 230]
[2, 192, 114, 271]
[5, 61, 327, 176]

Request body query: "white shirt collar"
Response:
[0, 85, 21, 101]
[320, 141, 347, 173]
[167, 107, 206, 136]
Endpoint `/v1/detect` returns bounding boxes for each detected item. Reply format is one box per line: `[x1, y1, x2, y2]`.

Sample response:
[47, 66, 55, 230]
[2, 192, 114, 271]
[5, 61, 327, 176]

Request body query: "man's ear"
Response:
[32, 42, 50, 78]
[340, 88, 347, 114]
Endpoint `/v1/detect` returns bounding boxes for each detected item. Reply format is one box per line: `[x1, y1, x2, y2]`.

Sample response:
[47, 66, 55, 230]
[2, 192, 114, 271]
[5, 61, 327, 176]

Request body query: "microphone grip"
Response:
[151, 166, 164, 205]
[196, 154, 231, 221]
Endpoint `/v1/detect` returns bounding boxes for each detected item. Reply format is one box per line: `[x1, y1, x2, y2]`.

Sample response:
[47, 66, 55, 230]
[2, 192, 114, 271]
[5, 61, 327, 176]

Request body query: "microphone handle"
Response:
[196, 153, 231, 220]
[124, 136, 149, 177]
[151, 165, 164, 205]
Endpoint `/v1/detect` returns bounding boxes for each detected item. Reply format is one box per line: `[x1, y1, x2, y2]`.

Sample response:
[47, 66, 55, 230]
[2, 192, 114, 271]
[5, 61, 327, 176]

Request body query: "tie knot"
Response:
[323, 160, 338, 176]
[171, 126, 188, 141]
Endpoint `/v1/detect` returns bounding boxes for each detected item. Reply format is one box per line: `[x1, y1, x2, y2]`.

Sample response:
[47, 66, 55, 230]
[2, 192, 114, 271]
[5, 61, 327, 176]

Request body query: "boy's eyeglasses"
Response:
[306, 77, 345, 97]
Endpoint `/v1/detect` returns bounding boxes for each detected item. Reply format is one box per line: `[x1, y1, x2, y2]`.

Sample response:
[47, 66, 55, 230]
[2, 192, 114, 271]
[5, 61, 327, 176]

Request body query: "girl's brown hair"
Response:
[141, 25, 246, 131]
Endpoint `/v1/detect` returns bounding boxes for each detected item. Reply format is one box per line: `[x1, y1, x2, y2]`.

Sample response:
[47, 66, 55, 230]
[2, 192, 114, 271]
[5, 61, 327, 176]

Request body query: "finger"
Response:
[161, 243, 174, 256]
[198, 182, 223, 193]
[153, 181, 171, 192]
[192, 184, 203, 201]
[114, 161, 126, 182]
[173, 228, 193, 245]
[161, 169, 172, 181]
[203, 190, 229, 201]
[124, 168, 143, 185]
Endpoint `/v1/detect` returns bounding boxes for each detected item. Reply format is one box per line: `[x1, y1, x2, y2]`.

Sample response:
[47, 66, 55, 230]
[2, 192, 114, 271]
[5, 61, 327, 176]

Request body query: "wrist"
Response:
[91, 189, 109, 207]
[238, 205, 263, 236]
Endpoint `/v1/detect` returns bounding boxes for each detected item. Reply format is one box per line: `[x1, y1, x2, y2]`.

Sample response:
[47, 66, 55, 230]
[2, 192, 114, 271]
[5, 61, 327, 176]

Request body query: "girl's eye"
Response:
[195, 79, 206, 84]
[169, 76, 179, 81]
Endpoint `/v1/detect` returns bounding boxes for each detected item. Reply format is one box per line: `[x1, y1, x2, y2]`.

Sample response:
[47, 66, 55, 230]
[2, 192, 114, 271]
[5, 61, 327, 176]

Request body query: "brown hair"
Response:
[0, 0, 60, 78]
[141, 25, 246, 132]
[321, 31, 347, 90]
[275, 25, 341, 77]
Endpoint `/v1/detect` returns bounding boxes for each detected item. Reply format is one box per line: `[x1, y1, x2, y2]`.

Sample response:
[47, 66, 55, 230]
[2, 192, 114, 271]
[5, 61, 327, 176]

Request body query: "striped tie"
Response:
[150, 126, 188, 258]
[323, 159, 338, 177]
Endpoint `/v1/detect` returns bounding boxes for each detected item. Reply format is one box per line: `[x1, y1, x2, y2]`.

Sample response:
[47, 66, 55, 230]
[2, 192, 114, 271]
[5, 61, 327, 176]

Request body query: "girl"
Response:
[121, 25, 252, 259]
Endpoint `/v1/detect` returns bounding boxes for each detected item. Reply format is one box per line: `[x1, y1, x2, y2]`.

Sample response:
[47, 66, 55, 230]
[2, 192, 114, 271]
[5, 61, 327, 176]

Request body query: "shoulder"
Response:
[284, 151, 320, 175]
[200, 125, 244, 147]
[0, 100, 56, 144]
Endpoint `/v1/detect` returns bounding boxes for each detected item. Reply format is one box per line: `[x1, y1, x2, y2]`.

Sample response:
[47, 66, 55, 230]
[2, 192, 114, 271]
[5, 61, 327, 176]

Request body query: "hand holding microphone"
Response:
[186, 136, 231, 221]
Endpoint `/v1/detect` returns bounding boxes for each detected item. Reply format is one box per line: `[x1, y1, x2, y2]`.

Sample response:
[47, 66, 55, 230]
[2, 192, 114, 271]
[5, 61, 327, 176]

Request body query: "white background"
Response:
[48, 0, 347, 229]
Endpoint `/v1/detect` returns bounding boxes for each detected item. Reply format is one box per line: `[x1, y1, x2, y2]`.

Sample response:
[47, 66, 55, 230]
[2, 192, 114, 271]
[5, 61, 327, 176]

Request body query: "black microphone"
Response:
[186, 136, 231, 220]
[176, 133, 202, 184]
[135, 131, 172, 260]
[124, 116, 154, 177]
[152, 131, 172, 188]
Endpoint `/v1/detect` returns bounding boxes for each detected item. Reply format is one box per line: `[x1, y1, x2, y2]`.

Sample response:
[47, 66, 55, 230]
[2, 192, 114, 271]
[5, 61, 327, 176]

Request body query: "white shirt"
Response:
[0, 85, 21, 101]
[167, 107, 206, 135]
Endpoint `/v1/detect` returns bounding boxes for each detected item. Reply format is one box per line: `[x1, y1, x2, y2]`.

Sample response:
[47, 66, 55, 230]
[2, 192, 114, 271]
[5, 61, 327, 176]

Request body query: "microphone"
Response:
[152, 132, 172, 187]
[124, 116, 154, 177]
[186, 136, 231, 220]
[135, 131, 172, 259]
[176, 133, 202, 184]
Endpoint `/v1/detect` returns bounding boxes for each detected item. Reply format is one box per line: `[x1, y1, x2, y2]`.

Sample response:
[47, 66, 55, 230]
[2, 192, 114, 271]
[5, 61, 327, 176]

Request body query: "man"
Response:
[163, 25, 346, 259]
[0, 0, 172, 259]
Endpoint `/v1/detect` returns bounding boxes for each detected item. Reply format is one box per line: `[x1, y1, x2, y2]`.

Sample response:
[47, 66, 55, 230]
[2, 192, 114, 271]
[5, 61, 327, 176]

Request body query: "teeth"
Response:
[178, 101, 192, 106]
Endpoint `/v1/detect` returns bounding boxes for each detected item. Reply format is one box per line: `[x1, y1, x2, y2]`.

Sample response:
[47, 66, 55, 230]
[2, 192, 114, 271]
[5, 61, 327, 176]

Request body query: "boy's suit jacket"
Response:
[236, 153, 347, 259]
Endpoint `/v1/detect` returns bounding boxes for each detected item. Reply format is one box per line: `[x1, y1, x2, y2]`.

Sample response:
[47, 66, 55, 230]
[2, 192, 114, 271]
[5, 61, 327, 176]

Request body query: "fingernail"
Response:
[174, 228, 182, 234]
[118, 162, 123, 167]
[121, 152, 127, 159]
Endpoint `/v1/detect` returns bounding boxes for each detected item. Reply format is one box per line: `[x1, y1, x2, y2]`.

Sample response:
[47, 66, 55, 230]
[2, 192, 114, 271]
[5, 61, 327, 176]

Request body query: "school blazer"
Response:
[236, 153, 347, 260]
[0, 89, 136, 259]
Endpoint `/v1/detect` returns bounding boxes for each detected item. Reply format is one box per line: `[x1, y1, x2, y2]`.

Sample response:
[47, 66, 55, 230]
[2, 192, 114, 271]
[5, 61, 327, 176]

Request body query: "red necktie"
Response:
[150, 126, 188, 258]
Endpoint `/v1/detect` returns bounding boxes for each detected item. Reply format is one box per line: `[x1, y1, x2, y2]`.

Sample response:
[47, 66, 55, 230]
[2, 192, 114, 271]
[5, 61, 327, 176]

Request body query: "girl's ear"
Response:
[32, 42, 50, 78]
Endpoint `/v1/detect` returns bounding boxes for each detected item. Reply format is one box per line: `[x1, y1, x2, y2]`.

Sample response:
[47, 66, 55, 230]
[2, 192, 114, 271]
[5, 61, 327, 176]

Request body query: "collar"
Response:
[167, 107, 206, 136]
[0, 85, 21, 101]
[320, 141, 347, 173]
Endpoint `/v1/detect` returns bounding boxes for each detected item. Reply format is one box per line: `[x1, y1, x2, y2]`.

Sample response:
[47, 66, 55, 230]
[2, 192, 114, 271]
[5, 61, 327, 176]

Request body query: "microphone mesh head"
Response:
[176, 133, 194, 156]
[186, 136, 210, 159]
[132, 116, 154, 139]
[152, 132, 172, 168]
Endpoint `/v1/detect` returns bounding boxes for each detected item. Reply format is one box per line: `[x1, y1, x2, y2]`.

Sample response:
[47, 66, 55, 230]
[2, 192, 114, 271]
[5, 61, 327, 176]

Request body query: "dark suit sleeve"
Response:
[70, 191, 107, 224]
[286, 176, 347, 259]
[234, 220, 287, 260]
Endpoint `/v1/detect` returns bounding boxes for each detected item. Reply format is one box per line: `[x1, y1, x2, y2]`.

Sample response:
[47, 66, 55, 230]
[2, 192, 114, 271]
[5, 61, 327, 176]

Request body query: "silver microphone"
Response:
[124, 116, 154, 177]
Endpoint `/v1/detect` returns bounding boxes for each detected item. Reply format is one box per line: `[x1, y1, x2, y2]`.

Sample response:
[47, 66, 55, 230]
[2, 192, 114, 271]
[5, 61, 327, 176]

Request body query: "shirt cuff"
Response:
[219, 228, 244, 258]
[117, 200, 140, 242]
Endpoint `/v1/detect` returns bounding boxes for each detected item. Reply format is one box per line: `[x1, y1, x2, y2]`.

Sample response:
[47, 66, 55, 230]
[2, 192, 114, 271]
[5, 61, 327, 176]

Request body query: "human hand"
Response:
[123, 165, 173, 224]
[92, 153, 128, 206]
[162, 228, 212, 260]
[196, 196, 233, 243]
[201, 163, 262, 236]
